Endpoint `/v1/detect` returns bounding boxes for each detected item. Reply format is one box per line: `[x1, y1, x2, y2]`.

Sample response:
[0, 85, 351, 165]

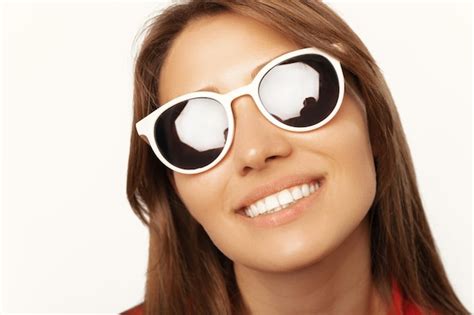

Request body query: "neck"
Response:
[234, 216, 388, 315]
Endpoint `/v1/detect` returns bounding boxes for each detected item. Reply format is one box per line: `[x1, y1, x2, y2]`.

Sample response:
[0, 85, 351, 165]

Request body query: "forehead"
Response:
[158, 12, 301, 105]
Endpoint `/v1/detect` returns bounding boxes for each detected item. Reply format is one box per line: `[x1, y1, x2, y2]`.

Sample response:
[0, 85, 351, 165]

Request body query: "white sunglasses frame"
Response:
[136, 46, 345, 175]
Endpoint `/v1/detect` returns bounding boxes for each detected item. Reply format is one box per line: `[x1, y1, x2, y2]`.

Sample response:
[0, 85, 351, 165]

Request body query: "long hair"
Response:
[126, 1, 470, 314]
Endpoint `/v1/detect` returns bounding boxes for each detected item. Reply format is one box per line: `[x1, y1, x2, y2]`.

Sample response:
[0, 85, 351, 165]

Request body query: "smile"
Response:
[243, 179, 322, 218]
[236, 178, 326, 228]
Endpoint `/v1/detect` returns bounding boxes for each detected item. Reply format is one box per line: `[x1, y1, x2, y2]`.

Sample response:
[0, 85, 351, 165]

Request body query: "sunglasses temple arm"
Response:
[135, 120, 151, 145]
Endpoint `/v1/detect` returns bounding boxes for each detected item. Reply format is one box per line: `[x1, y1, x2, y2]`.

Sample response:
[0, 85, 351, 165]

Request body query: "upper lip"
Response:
[233, 174, 326, 212]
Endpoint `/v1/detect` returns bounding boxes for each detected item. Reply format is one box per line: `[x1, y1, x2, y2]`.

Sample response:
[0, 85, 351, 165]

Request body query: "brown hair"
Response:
[126, 1, 470, 314]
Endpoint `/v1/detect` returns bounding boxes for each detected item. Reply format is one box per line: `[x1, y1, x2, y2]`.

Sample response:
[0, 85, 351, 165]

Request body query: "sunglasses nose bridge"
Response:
[222, 83, 256, 107]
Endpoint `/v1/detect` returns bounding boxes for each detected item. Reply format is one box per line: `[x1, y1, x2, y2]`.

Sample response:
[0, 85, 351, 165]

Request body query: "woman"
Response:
[123, 1, 469, 314]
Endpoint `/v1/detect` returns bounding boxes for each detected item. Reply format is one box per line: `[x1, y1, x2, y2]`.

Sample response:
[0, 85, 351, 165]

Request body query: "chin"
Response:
[239, 239, 334, 273]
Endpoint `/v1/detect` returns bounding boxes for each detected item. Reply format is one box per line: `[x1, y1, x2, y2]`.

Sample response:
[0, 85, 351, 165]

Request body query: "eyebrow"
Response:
[194, 57, 273, 93]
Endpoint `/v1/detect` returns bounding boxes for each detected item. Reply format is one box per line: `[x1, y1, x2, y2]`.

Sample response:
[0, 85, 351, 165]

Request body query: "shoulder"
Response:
[120, 302, 144, 315]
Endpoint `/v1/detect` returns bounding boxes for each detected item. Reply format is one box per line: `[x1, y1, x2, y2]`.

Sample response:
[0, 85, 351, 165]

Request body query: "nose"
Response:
[230, 95, 292, 176]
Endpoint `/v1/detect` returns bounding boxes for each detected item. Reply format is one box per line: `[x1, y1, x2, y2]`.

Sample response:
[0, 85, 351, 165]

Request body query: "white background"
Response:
[1, 1, 472, 313]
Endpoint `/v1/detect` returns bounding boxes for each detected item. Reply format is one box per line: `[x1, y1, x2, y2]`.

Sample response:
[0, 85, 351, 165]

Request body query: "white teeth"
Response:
[256, 200, 266, 214]
[301, 183, 310, 197]
[264, 195, 280, 210]
[290, 186, 303, 200]
[250, 204, 258, 217]
[243, 180, 322, 218]
[277, 190, 294, 206]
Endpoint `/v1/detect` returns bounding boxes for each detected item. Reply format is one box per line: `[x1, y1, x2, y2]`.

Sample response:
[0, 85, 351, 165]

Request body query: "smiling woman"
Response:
[124, 1, 469, 315]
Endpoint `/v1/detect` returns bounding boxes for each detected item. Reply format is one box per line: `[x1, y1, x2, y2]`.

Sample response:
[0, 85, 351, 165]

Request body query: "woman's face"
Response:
[158, 12, 377, 272]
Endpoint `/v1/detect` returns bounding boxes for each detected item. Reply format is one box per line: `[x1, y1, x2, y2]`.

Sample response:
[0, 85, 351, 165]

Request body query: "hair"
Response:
[126, 1, 470, 314]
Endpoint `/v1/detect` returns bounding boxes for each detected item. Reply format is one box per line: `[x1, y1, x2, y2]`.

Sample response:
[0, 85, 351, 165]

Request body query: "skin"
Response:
[159, 12, 386, 315]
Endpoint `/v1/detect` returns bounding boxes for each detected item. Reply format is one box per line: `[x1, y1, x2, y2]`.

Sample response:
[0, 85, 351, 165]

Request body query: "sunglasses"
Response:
[136, 46, 345, 175]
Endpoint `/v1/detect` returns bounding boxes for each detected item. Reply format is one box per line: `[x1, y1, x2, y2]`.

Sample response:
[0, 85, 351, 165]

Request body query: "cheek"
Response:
[333, 129, 375, 193]
[316, 110, 377, 239]
[304, 94, 376, 215]
[173, 169, 230, 225]
[173, 173, 242, 258]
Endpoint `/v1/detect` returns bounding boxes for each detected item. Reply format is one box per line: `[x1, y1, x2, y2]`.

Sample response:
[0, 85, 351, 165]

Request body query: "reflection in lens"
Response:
[154, 98, 228, 170]
[259, 54, 339, 128]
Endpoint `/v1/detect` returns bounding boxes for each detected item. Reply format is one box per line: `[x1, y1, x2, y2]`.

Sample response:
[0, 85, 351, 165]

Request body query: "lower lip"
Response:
[235, 178, 325, 228]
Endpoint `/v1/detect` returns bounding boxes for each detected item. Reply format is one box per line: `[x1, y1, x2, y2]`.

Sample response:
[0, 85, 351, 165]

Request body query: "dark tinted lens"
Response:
[258, 53, 340, 128]
[154, 98, 229, 170]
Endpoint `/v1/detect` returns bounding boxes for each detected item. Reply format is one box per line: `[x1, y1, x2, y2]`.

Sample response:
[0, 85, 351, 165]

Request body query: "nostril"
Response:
[265, 155, 277, 163]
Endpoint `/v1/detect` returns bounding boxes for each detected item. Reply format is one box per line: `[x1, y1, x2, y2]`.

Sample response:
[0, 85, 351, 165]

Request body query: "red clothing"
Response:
[121, 302, 143, 315]
[120, 280, 424, 315]
[388, 280, 424, 315]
